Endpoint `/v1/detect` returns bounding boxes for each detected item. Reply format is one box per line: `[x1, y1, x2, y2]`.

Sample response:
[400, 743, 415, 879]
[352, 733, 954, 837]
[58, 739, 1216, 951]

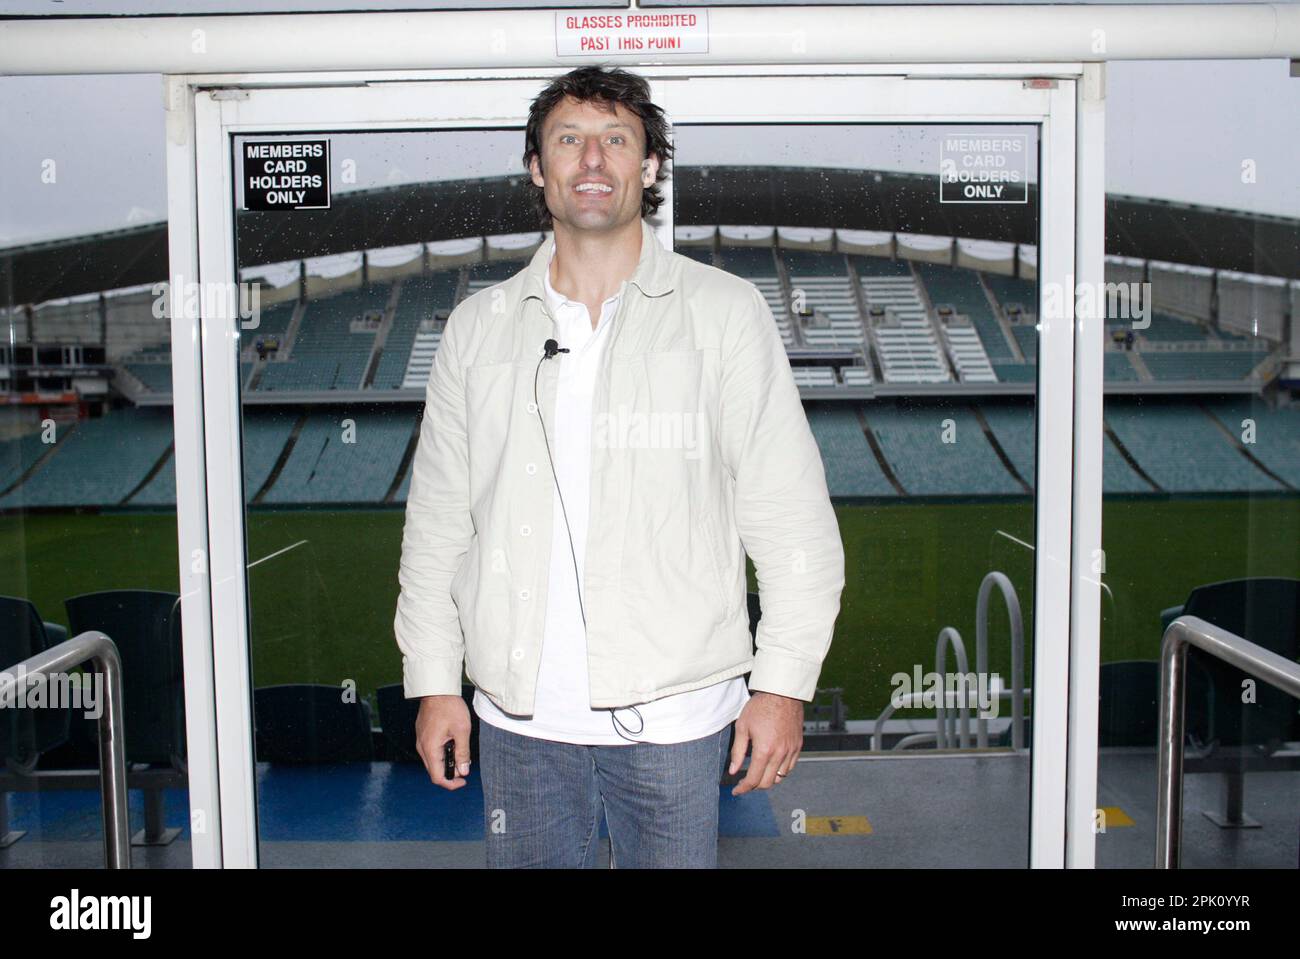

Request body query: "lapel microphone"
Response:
[543, 338, 569, 359]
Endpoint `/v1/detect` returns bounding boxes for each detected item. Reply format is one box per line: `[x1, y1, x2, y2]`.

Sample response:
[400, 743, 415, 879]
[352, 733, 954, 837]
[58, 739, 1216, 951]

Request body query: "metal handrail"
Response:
[977, 572, 1026, 750]
[933, 626, 972, 748]
[0, 630, 129, 869]
[870, 570, 1028, 752]
[1157, 615, 1300, 869]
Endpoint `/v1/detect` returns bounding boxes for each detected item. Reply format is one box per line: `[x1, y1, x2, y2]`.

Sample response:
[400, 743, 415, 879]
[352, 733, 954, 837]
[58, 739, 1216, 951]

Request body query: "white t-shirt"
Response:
[473, 244, 751, 745]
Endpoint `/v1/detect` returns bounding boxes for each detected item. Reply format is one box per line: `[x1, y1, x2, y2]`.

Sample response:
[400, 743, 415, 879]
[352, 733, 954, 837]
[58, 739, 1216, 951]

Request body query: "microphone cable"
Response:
[535, 339, 645, 743]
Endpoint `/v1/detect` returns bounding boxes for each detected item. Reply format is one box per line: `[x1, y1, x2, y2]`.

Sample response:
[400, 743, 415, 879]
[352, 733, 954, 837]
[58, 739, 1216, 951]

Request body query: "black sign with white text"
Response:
[243, 139, 330, 211]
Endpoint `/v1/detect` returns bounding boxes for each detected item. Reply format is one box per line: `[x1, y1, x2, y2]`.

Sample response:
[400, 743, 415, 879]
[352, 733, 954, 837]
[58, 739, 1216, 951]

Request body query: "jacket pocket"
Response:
[641, 349, 704, 414]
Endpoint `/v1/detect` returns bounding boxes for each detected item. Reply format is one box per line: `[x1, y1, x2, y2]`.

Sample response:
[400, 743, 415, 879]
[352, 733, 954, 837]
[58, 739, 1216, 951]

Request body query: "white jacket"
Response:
[394, 218, 845, 714]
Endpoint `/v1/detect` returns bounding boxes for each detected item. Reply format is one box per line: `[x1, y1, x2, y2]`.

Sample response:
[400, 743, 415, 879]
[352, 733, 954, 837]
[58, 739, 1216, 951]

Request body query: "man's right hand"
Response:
[415, 694, 472, 790]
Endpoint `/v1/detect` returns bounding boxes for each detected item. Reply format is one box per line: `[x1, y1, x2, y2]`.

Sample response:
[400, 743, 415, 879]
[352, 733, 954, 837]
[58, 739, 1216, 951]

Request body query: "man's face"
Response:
[530, 95, 658, 233]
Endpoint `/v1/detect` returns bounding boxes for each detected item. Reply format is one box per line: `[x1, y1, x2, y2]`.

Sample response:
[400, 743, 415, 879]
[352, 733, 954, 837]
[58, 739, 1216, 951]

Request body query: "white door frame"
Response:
[169, 64, 1101, 869]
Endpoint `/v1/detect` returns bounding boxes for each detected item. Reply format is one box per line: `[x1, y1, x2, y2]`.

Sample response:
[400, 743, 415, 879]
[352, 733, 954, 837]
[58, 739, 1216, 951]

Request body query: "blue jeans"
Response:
[478, 719, 731, 868]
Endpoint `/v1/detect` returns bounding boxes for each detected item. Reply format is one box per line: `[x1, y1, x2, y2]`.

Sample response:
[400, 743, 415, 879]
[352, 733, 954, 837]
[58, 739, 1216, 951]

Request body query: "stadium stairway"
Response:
[359, 280, 404, 389]
[860, 273, 951, 385]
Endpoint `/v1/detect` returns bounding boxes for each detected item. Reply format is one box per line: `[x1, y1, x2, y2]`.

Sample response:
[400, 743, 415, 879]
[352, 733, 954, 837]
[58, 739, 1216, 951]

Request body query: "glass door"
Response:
[190, 69, 1082, 868]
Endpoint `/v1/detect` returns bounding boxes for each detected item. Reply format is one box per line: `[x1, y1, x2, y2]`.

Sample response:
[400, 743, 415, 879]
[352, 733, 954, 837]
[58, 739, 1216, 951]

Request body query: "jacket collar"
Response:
[521, 218, 674, 304]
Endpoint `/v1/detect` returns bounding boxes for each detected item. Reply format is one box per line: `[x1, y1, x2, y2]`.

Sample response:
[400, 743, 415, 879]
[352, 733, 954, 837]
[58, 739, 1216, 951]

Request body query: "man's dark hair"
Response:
[522, 66, 674, 229]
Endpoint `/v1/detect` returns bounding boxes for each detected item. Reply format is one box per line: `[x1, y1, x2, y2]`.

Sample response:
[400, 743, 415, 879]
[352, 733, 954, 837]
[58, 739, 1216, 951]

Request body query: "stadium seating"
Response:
[983, 273, 1036, 316]
[1203, 397, 1300, 488]
[784, 250, 865, 350]
[128, 451, 176, 506]
[1105, 401, 1283, 493]
[465, 260, 522, 284]
[1141, 351, 1269, 382]
[1009, 322, 1037, 358]
[372, 271, 458, 390]
[243, 408, 304, 498]
[982, 273, 1039, 383]
[678, 246, 715, 267]
[1104, 352, 1140, 382]
[0, 407, 172, 508]
[975, 403, 1035, 484]
[790, 366, 837, 388]
[972, 400, 1165, 493]
[256, 284, 388, 392]
[1100, 432, 1156, 492]
[990, 360, 1036, 383]
[0, 597, 72, 772]
[840, 365, 873, 386]
[1174, 578, 1300, 746]
[2, 391, 1290, 508]
[718, 246, 777, 279]
[123, 361, 173, 393]
[941, 320, 997, 383]
[253, 684, 374, 763]
[5, 233, 1293, 512]
[718, 246, 794, 347]
[260, 410, 414, 504]
[847, 254, 911, 278]
[0, 429, 62, 494]
[805, 404, 897, 496]
[860, 274, 951, 384]
[127, 406, 302, 505]
[1138, 311, 1210, 342]
[248, 301, 297, 338]
[753, 275, 795, 347]
[863, 401, 1023, 495]
[64, 590, 187, 769]
[915, 262, 1010, 366]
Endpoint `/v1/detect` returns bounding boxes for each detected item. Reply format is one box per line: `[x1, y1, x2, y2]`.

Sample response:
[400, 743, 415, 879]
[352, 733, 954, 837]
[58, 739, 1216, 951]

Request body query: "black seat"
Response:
[62, 589, 187, 770]
[254, 684, 374, 763]
[0, 596, 72, 772]
[1097, 659, 1213, 748]
[1162, 578, 1300, 840]
[1169, 577, 1300, 750]
[376, 682, 477, 763]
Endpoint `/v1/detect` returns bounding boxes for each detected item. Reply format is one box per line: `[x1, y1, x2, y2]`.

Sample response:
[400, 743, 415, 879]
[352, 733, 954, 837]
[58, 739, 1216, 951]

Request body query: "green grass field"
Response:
[2, 496, 1296, 722]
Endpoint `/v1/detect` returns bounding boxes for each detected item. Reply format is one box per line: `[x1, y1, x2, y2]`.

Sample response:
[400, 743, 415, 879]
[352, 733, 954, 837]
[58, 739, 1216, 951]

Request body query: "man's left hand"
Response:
[728, 691, 804, 795]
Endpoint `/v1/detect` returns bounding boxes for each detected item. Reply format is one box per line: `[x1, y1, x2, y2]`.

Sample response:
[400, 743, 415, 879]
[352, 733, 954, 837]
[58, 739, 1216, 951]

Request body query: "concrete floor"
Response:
[3, 749, 1295, 868]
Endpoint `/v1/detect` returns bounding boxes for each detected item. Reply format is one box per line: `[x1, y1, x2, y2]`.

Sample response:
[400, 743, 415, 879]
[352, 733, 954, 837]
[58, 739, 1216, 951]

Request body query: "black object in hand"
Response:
[443, 739, 457, 780]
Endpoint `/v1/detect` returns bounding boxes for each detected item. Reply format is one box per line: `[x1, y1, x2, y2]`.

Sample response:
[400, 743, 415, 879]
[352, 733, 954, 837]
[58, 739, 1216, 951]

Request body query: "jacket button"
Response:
[525, 462, 537, 475]
[520, 524, 531, 536]
[526, 402, 537, 414]
[518, 588, 530, 600]
[511, 647, 525, 661]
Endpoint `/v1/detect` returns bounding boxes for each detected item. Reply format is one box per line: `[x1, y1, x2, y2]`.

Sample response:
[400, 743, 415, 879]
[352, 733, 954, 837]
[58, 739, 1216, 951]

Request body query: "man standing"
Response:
[394, 65, 844, 868]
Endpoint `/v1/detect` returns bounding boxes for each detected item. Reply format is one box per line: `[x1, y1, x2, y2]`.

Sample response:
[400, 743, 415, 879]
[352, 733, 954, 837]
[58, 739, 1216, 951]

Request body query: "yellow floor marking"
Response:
[807, 816, 873, 835]
[1098, 806, 1136, 827]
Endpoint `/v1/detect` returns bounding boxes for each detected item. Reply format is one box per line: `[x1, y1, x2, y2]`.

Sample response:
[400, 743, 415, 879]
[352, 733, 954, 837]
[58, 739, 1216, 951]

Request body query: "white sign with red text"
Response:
[555, 10, 709, 57]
